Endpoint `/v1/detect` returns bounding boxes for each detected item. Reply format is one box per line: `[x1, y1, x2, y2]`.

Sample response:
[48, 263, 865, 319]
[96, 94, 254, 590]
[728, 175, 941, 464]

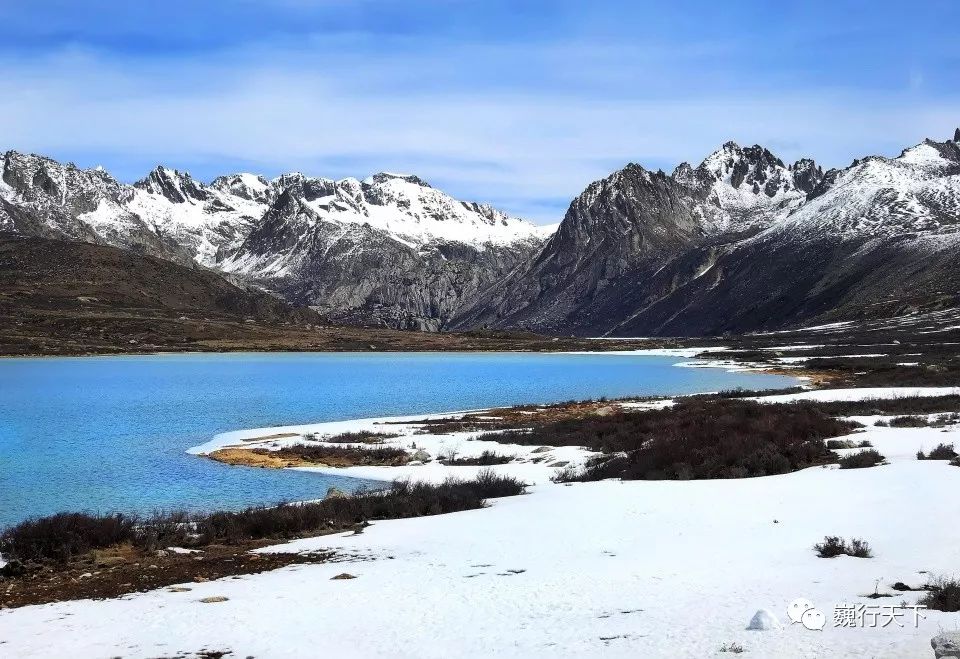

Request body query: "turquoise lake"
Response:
[0, 351, 795, 527]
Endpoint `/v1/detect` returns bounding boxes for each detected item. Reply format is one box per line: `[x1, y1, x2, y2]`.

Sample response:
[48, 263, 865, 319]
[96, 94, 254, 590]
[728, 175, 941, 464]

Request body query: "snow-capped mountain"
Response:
[0, 152, 551, 329]
[673, 142, 824, 232]
[5, 129, 959, 336]
[219, 172, 550, 329]
[452, 129, 960, 336]
[769, 138, 960, 241]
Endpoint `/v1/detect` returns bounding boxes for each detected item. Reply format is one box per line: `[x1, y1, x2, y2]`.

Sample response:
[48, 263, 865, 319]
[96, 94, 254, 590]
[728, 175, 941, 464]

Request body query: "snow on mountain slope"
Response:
[0, 151, 183, 259]
[215, 172, 552, 329]
[673, 142, 823, 233]
[126, 167, 270, 265]
[0, 152, 549, 268]
[765, 138, 960, 242]
[270, 171, 544, 251]
[0, 148, 552, 330]
[453, 130, 960, 336]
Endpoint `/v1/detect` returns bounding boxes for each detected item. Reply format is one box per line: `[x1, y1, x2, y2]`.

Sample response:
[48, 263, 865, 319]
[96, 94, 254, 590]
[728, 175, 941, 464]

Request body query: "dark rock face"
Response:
[790, 158, 824, 194]
[134, 167, 209, 204]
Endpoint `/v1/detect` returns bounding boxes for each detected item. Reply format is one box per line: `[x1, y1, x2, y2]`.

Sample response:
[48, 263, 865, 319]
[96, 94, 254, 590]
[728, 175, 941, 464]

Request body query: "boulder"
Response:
[411, 449, 431, 462]
[325, 486, 349, 499]
[932, 632, 960, 658]
[0, 560, 27, 578]
[746, 609, 783, 631]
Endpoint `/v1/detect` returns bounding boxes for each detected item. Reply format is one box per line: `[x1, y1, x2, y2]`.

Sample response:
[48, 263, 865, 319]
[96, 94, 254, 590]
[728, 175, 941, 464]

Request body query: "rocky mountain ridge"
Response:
[451, 130, 960, 335]
[3, 129, 959, 336]
[0, 153, 550, 329]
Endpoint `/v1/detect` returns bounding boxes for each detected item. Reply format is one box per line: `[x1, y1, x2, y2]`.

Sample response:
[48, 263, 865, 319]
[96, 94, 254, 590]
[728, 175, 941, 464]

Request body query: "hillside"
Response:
[452, 131, 960, 335]
[0, 236, 656, 355]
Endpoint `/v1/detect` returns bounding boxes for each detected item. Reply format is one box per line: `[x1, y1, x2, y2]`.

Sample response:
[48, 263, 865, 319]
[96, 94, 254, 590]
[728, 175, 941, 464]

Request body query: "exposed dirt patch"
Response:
[207, 448, 304, 468]
[208, 445, 410, 469]
[0, 541, 336, 609]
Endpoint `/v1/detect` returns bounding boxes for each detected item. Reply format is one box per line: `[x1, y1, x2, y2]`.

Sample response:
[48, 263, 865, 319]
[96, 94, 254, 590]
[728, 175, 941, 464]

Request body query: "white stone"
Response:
[746, 609, 783, 631]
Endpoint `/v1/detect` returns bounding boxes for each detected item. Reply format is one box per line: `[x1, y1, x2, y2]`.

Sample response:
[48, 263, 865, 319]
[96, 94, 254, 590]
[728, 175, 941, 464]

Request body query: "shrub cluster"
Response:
[519, 399, 855, 481]
[836, 449, 886, 469]
[917, 443, 958, 460]
[0, 472, 525, 565]
[826, 439, 872, 450]
[919, 577, 960, 612]
[808, 395, 960, 417]
[318, 430, 396, 444]
[709, 386, 807, 399]
[814, 536, 873, 558]
[0, 512, 136, 564]
[888, 416, 930, 428]
[439, 450, 513, 466]
[805, 359, 960, 387]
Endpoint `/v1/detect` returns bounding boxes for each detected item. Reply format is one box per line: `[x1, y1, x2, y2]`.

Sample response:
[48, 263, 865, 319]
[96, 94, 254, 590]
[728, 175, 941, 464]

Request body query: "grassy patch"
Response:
[814, 536, 873, 558]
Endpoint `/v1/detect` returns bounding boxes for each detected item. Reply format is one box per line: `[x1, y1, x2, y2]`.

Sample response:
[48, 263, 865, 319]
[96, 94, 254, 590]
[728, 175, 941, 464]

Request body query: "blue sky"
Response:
[3, 1, 958, 222]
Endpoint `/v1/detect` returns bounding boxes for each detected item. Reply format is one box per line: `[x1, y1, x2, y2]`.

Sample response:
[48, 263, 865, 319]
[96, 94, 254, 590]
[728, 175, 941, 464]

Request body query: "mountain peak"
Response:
[365, 172, 432, 188]
[134, 166, 208, 203]
[954, 127, 960, 143]
[790, 158, 823, 194]
[210, 172, 272, 203]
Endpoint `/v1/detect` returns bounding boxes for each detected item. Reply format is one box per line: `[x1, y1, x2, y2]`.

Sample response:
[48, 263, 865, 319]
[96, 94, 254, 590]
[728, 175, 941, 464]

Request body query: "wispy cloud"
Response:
[2, 2, 958, 222]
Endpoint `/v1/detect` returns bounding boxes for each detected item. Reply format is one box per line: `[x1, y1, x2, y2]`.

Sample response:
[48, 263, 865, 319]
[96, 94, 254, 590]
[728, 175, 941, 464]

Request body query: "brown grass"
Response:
[208, 444, 410, 468]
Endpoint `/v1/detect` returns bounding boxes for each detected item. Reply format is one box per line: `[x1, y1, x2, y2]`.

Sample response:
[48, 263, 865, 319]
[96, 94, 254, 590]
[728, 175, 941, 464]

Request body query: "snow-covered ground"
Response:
[189, 410, 597, 486]
[3, 388, 960, 658]
[752, 387, 960, 404]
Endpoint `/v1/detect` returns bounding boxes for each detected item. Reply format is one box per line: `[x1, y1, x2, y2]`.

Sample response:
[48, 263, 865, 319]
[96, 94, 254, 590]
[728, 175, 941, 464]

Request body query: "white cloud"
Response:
[1, 43, 957, 223]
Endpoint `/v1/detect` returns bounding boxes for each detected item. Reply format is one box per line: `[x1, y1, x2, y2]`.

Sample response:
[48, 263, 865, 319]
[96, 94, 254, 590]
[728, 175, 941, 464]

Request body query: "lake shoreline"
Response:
[6, 384, 960, 659]
[1, 350, 797, 528]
